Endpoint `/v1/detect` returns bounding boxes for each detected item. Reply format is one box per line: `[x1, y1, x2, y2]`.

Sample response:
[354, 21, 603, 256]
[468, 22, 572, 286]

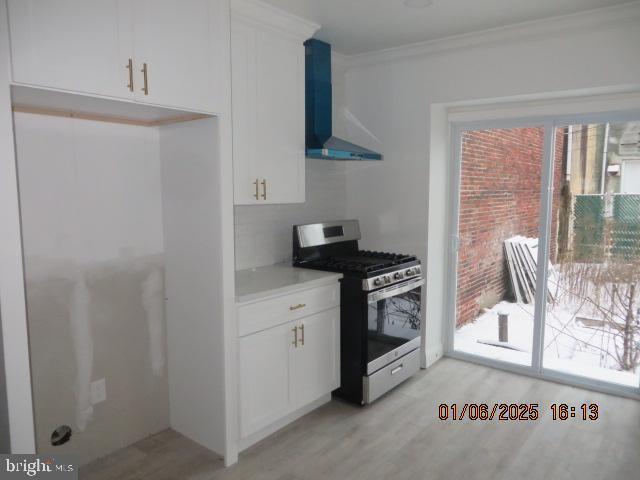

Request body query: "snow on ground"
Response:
[455, 300, 640, 387]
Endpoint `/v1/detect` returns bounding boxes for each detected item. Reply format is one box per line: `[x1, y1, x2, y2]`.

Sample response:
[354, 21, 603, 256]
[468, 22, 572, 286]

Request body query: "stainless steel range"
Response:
[293, 220, 424, 404]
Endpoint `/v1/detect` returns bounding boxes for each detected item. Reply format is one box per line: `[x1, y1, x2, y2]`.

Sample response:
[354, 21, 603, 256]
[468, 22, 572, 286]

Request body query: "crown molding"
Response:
[231, 0, 320, 40]
[345, 1, 640, 68]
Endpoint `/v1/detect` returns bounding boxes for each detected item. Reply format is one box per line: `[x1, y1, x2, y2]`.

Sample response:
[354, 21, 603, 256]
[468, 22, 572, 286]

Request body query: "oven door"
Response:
[366, 277, 424, 375]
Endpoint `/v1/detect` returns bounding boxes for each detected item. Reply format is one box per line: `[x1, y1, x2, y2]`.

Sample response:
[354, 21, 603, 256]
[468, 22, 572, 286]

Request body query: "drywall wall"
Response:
[13, 112, 169, 465]
[0, 311, 10, 452]
[340, 5, 640, 365]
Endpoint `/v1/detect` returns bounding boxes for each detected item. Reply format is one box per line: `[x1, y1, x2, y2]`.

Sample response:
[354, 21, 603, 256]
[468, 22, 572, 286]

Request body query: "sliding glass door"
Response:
[542, 122, 640, 388]
[449, 115, 640, 394]
[452, 125, 546, 367]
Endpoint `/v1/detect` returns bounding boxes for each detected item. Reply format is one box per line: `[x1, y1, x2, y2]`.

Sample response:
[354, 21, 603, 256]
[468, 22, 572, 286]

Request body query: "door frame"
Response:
[444, 110, 640, 400]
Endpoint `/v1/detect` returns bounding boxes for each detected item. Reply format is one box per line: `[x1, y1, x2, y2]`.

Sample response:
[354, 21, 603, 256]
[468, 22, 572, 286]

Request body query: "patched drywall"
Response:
[13, 112, 169, 465]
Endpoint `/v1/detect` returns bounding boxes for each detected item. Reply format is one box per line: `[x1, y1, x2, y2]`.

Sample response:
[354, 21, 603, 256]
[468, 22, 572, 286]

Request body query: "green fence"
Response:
[612, 195, 640, 258]
[572, 194, 640, 261]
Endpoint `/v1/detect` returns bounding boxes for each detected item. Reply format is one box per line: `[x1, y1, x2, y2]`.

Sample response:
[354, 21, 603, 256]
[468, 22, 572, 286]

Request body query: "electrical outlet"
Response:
[91, 378, 106, 405]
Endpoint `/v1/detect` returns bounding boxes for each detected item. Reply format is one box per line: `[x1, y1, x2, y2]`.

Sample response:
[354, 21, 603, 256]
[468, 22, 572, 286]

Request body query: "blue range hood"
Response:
[304, 39, 382, 161]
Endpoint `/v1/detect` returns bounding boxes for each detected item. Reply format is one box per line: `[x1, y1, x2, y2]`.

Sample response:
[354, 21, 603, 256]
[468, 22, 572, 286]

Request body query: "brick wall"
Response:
[456, 127, 566, 327]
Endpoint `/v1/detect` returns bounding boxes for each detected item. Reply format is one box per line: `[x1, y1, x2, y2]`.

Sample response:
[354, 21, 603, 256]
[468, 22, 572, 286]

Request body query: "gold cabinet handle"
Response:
[253, 178, 259, 200]
[141, 62, 149, 95]
[299, 324, 305, 346]
[289, 303, 306, 311]
[126, 58, 134, 92]
[291, 326, 298, 348]
[261, 179, 267, 200]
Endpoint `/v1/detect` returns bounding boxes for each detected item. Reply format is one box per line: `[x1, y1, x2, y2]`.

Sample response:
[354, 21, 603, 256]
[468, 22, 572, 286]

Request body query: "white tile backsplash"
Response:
[234, 159, 347, 270]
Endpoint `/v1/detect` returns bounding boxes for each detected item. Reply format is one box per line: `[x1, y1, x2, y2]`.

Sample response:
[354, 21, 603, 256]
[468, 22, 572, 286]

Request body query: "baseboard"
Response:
[238, 393, 331, 452]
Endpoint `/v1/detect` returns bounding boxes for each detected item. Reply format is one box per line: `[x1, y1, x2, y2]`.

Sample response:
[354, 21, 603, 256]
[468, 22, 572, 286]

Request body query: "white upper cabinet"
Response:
[231, 0, 319, 205]
[132, 0, 225, 113]
[7, 0, 227, 114]
[253, 30, 304, 203]
[8, 0, 133, 99]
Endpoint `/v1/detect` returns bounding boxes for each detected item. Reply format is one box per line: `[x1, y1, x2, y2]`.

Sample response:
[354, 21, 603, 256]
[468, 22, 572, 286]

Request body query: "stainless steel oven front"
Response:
[366, 277, 424, 375]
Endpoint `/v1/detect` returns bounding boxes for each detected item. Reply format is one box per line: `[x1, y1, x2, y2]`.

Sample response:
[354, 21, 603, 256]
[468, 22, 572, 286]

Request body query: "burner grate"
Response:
[301, 250, 417, 275]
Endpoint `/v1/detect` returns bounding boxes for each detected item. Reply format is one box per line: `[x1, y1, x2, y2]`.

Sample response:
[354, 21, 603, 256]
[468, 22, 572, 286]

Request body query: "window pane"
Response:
[543, 122, 640, 387]
[454, 126, 548, 366]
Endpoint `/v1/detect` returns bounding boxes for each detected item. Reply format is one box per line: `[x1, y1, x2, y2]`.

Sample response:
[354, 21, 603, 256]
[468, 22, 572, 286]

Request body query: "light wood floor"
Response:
[80, 358, 640, 480]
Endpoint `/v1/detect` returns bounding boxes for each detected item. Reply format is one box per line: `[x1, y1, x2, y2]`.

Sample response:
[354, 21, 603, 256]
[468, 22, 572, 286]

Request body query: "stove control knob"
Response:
[415, 266, 421, 274]
[394, 272, 404, 280]
[374, 278, 383, 287]
[384, 276, 391, 284]
[405, 268, 413, 276]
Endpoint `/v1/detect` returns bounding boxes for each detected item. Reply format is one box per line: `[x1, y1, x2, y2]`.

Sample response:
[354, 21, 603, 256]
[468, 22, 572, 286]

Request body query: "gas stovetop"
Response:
[297, 250, 417, 276]
[293, 220, 423, 290]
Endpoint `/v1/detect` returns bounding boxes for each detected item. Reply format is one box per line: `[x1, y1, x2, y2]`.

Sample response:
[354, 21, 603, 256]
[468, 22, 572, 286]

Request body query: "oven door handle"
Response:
[367, 277, 425, 303]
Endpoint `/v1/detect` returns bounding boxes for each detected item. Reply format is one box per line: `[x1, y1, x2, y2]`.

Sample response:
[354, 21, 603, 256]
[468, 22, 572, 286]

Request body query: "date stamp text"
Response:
[438, 403, 599, 421]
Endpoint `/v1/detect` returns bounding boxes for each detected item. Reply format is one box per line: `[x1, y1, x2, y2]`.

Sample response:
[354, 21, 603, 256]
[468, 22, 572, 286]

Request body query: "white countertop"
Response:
[235, 263, 342, 304]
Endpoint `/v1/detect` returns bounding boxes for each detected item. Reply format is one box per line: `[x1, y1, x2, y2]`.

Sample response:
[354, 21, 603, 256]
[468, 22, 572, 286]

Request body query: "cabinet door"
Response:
[291, 308, 340, 409]
[231, 21, 305, 204]
[7, 0, 133, 99]
[238, 322, 294, 438]
[230, 20, 260, 204]
[254, 29, 305, 204]
[132, 0, 225, 113]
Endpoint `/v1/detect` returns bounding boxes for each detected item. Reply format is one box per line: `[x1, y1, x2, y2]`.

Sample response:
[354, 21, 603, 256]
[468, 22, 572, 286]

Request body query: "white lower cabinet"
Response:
[238, 287, 340, 441]
[238, 320, 292, 438]
[290, 309, 339, 409]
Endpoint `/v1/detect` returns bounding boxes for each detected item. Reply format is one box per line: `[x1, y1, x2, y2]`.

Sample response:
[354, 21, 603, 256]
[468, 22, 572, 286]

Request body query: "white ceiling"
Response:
[261, 0, 632, 55]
